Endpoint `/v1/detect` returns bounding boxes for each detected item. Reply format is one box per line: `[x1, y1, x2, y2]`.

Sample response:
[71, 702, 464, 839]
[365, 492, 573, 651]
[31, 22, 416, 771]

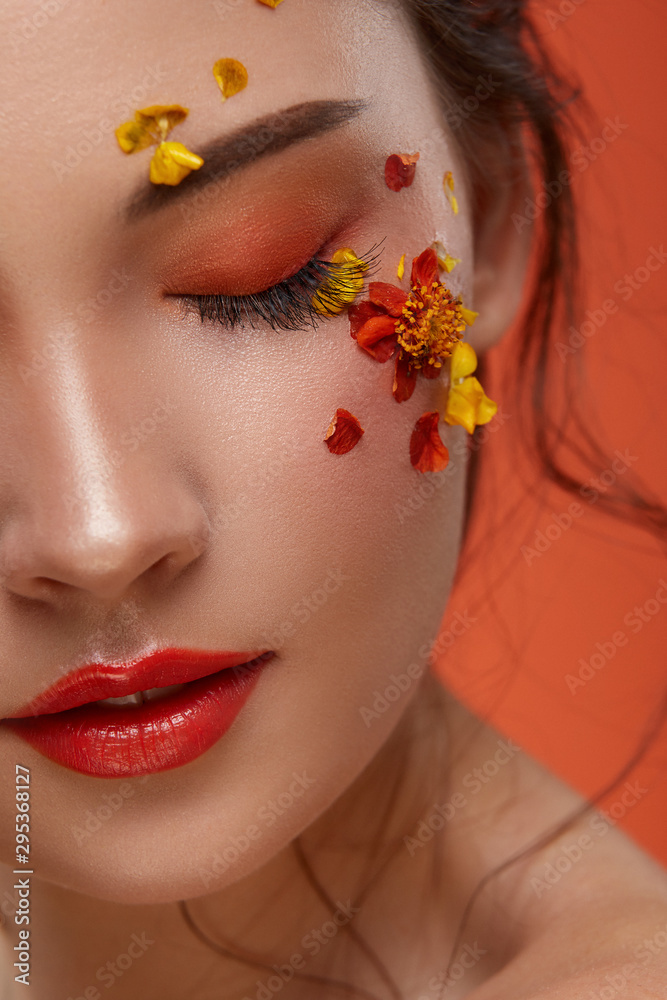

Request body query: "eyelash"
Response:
[180, 243, 383, 332]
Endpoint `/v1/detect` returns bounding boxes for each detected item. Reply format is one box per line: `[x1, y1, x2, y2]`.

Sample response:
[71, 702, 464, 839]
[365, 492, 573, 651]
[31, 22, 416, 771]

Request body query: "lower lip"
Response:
[4, 656, 274, 779]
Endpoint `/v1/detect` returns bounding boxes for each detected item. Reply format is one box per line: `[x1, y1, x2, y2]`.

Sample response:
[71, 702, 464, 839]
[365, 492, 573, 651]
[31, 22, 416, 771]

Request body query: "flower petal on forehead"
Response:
[410, 412, 449, 473]
[411, 248, 439, 288]
[213, 58, 249, 101]
[149, 142, 204, 186]
[368, 282, 408, 316]
[257, 0, 285, 6]
[115, 120, 153, 154]
[385, 152, 420, 192]
[135, 105, 189, 134]
[325, 409, 364, 455]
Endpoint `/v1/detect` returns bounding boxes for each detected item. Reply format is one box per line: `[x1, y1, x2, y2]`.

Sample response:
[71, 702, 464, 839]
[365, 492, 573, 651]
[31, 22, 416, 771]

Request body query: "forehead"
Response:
[0, 0, 434, 205]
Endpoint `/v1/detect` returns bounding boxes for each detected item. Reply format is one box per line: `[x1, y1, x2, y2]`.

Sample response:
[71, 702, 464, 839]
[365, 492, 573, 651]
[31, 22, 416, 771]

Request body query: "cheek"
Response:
[193, 304, 467, 698]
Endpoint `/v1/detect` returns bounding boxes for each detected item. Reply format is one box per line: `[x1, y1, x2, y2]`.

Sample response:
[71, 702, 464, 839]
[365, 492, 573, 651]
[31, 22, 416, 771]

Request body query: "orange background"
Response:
[436, 0, 667, 864]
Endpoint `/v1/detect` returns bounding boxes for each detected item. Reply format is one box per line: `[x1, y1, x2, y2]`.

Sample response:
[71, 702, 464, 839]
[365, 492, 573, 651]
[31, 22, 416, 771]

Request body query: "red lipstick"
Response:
[3, 648, 274, 778]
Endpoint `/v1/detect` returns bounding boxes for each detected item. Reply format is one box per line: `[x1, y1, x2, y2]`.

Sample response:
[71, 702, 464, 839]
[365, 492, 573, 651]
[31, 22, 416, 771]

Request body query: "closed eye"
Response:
[179, 244, 383, 332]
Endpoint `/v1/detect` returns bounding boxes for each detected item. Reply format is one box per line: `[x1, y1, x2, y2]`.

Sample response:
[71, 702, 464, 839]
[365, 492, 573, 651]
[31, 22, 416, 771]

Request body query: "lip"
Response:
[2, 648, 274, 778]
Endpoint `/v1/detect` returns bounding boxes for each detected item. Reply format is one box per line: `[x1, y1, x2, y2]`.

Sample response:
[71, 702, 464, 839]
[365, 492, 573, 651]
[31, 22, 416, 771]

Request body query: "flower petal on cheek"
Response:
[410, 412, 450, 473]
[397, 253, 406, 280]
[257, 0, 284, 5]
[411, 248, 439, 288]
[368, 282, 408, 316]
[385, 152, 420, 192]
[325, 409, 364, 455]
[355, 316, 399, 362]
[392, 354, 417, 403]
[349, 301, 384, 339]
[212, 58, 249, 101]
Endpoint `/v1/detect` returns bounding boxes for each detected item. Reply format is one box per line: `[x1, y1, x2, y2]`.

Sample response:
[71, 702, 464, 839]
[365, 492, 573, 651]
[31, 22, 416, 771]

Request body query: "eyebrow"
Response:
[124, 98, 368, 221]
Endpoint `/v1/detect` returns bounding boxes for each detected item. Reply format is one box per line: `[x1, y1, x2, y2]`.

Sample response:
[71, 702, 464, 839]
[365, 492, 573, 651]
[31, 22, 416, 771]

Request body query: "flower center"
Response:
[395, 282, 466, 370]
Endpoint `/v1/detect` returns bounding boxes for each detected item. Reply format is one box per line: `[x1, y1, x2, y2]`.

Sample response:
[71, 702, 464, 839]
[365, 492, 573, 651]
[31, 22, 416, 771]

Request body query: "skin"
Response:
[0, 1, 666, 997]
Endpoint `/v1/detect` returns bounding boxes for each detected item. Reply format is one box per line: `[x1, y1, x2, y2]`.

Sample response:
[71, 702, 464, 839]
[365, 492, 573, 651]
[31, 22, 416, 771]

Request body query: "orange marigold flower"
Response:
[385, 153, 420, 192]
[349, 247, 473, 402]
[324, 408, 364, 455]
[410, 412, 449, 473]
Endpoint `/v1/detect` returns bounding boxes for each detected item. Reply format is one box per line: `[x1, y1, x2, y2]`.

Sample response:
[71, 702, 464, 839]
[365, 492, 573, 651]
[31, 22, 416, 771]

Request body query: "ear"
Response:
[464, 168, 533, 355]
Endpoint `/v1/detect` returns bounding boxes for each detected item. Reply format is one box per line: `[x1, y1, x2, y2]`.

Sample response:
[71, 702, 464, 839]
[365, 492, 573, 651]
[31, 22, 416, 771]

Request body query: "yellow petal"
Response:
[443, 254, 460, 273]
[450, 341, 478, 382]
[212, 58, 249, 101]
[443, 170, 455, 193]
[397, 253, 406, 280]
[451, 195, 459, 215]
[444, 376, 497, 434]
[444, 381, 480, 435]
[115, 120, 153, 154]
[475, 387, 498, 425]
[331, 247, 368, 271]
[312, 247, 367, 315]
[460, 305, 478, 326]
[257, 0, 285, 5]
[135, 105, 188, 140]
[149, 142, 204, 186]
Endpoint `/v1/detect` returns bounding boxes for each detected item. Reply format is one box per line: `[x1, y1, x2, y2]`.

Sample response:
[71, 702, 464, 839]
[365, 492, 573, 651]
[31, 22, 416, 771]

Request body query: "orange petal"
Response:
[421, 360, 442, 379]
[411, 248, 439, 288]
[349, 300, 383, 339]
[410, 412, 449, 473]
[212, 58, 249, 101]
[385, 152, 420, 192]
[325, 408, 364, 455]
[392, 353, 417, 403]
[257, 0, 284, 5]
[356, 316, 399, 362]
[368, 281, 408, 316]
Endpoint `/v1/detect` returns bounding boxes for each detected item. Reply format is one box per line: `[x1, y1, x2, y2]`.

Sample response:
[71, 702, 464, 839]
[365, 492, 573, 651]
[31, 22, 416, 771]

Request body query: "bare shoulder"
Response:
[476, 812, 667, 998]
[470, 895, 667, 998]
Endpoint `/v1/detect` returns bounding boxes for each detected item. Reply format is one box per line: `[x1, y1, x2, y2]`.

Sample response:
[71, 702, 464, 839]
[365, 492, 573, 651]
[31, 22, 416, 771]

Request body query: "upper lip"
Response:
[6, 648, 273, 719]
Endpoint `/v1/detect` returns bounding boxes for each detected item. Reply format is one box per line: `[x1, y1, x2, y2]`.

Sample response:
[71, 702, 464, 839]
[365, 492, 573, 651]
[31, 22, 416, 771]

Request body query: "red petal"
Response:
[409, 412, 449, 473]
[421, 361, 441, 379]
[384, 153, 420, 192]
[325, 408, 364, 455]
[368, 282, 408, 316]
[349, 300, 383, 339]
[356, 316, 399, 362]
[411, 248, 438, 288]
[392, 353, 417, 402]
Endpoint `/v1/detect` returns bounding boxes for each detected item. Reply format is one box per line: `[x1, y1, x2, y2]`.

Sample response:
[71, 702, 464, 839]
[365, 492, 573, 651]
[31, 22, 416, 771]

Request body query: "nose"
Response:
[0, 374, 209, 608]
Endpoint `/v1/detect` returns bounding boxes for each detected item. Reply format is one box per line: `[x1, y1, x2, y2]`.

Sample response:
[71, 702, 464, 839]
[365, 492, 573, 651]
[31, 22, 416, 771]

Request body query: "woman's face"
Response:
[0, 0, 476, 903]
